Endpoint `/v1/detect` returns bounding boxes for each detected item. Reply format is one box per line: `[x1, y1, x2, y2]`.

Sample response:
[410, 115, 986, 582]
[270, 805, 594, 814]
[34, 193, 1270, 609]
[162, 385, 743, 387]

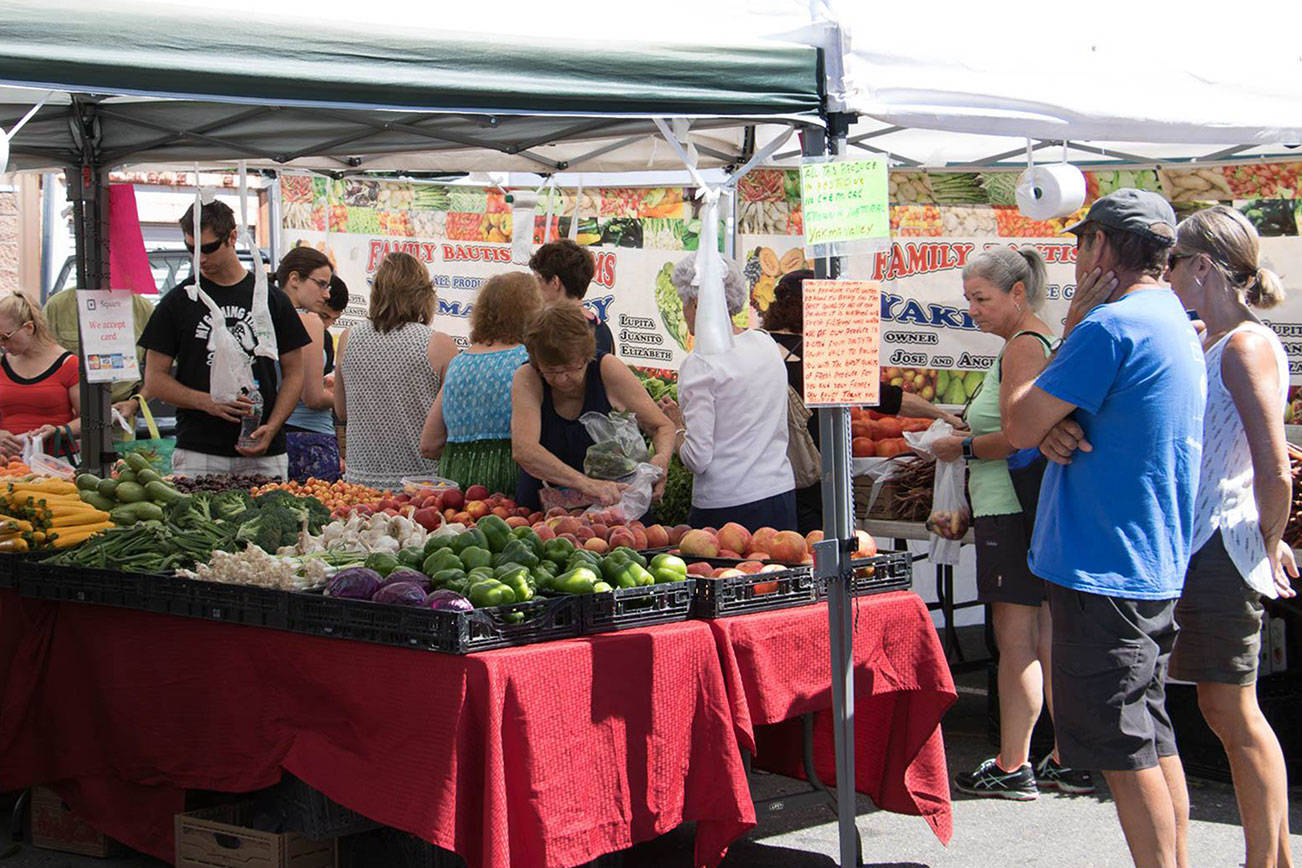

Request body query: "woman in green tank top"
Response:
[934, 247, 1093, 799]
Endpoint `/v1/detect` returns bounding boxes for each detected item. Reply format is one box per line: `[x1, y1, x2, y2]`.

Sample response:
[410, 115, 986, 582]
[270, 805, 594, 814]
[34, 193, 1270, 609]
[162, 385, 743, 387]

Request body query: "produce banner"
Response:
[280, 176, 706, 366]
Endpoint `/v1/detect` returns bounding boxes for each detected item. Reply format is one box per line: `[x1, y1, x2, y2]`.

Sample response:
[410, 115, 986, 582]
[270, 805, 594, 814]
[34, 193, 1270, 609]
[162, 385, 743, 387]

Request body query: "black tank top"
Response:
[516, 353, 614, 510]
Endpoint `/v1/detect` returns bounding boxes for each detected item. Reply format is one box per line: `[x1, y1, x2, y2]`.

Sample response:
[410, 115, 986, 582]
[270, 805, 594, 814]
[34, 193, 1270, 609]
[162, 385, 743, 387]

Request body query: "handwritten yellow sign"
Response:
[799, 159, 889, 247]
[802, 279, 881, 407]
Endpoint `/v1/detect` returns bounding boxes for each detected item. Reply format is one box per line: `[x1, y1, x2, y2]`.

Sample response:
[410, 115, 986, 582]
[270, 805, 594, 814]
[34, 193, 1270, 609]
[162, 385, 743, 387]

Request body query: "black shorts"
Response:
[1169, 532, 1265, 686]
[974, 513, 1044, 607]
[1048, 582, 1179, 771]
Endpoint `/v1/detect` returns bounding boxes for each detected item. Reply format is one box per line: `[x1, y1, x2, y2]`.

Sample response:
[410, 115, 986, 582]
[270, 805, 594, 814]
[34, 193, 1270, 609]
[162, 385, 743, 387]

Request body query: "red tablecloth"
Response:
[708, 591, 956, 844]
[0, 590, 754, 868]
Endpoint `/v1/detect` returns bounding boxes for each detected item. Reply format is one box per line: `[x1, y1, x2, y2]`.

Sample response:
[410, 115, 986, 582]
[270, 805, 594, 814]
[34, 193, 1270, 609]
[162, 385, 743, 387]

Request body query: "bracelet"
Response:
[674, 427, 686, 438]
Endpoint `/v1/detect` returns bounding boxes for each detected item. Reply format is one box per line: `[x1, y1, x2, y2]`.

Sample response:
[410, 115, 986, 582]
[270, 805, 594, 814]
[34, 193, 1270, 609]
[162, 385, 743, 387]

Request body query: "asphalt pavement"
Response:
[3, 666, 1298, 868]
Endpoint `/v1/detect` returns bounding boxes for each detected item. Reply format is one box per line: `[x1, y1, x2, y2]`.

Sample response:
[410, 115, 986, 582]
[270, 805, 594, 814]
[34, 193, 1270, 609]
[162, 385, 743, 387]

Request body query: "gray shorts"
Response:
[1169, 532, 1265, 685]
[974, 513, 1044, 607]
[1048, 582, 1179, 771]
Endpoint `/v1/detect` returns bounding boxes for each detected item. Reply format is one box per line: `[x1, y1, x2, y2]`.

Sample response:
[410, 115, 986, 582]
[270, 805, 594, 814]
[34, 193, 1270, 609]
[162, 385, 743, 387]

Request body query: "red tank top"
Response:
[0, 352, 78, 434]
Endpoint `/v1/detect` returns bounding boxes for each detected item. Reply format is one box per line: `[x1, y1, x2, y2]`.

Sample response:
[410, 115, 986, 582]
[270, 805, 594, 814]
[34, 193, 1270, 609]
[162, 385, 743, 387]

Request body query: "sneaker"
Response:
[1035, 755, 1096, 794]
[955, 757, 1038, 800]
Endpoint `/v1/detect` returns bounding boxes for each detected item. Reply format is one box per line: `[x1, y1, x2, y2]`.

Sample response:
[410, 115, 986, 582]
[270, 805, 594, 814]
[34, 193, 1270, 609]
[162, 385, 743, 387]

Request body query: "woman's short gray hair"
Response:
[671, 254, 748, 316]
[961, 246, 1048, 311]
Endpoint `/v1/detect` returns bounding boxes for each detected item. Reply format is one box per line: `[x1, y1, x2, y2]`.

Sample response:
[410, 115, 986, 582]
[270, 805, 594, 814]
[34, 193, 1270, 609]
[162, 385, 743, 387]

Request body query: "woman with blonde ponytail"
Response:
[0, 292, 80, 457]
[1164, 204, 1294, 868]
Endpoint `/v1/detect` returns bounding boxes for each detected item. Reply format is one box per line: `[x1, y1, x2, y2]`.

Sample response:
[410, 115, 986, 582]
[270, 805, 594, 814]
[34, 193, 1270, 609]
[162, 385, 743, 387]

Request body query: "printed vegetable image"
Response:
[655, 262, 688, 350]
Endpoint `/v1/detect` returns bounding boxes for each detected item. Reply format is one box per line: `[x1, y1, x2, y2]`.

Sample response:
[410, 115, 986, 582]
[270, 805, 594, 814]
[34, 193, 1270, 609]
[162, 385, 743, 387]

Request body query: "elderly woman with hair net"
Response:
[656, 255, 796, 532]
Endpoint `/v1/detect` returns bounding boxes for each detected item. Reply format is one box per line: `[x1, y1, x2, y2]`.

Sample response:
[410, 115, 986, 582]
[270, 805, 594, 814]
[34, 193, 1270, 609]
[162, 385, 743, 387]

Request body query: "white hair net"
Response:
[670, 254, 748, 317]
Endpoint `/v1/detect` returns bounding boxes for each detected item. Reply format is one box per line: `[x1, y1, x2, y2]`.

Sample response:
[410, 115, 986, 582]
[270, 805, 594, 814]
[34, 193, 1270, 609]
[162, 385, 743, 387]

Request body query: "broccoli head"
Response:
[235, 506, 303, 553]
[212, 489, 255, 521]
[251, 490, 330, 533]
[165, 491, 212, 528]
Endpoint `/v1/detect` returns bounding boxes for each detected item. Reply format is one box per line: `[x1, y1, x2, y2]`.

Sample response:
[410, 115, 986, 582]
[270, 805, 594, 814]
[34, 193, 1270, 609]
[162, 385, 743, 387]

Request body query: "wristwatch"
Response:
[961, 436, 976, 461]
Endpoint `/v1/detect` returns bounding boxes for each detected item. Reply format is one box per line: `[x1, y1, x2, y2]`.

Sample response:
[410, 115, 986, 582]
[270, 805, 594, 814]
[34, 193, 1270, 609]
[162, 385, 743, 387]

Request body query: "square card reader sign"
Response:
[76, 290, 140, 384]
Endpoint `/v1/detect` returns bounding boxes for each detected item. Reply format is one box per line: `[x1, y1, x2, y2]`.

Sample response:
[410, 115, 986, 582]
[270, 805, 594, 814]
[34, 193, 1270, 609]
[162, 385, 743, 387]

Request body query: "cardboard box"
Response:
[176, 804, 337, 868]
[29, 785, 122, 858]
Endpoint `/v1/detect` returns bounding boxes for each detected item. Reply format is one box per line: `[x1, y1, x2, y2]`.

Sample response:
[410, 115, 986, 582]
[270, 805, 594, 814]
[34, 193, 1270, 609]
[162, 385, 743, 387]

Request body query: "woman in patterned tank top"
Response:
[1165, 205, 1294, 868]
[420, 272, 541, 495]
[334, 252, 459, 492]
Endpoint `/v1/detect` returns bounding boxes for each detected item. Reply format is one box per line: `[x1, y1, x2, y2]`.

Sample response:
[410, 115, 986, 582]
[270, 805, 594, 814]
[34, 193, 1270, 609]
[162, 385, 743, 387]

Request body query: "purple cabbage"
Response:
[425, 589, 473, 612]
[325, 567, 382, 599]
[379, 568, 431, 591]
[371, 581, 428, 607]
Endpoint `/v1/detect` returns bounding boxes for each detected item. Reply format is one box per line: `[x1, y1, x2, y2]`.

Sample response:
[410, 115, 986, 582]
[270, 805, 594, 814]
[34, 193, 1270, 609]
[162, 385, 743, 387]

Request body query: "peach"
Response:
[465, 501, 490, 520]
[497, 498, 517, 512]
[491, 506, 512, 519]
[758, 564, 786, 573]
[574, 525, 594, 542]
[714, 568, 745, 578]
[546, 507, 569, 519]
[609, 528, 637, 550]
[465, 484, 489, 501]
[669, 524, 692, 545]
[751, 527, 779, 555]
[770, 530, 808, 564]
[532, 523, 556, 541]
[555, 516, 582, 536]
[515, 506, 532, 517]
[679, 529, 720, 558]
[717, 522, 752, 557]
[441, 489, 464, 510]
[703, 526, 718, 536]
[737, 561, 765, 574]
[628, 520, 645, 532]
[644, 524, 670, 548]
[584, 537, 609, 554]
[718, 549, 743, 560]
[528, 512, 544, 524]
[631, 528, 648, 550]
[854, 529, 878, 558]
[686, 561, 714, 577]
[743, 552, 770, 562]
[453, 512, 472, 525]
[590, 523, 609, 541]
[443, 508, 457, 522]
[558, 532, 579, 545]
[805, 529, 825, 548]
[505, 516, 529, 528]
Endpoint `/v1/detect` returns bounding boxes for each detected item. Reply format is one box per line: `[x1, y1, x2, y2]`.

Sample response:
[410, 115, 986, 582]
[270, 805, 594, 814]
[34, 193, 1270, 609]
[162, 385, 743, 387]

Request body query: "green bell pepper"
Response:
[458, 545, 493, 571]
[553, 566, 599, 595]
[423, 534, 456, 556]
[423, 548, 464, 576]
[611, 546, 647, 567]
[605, 559, 640, 589]
[495, 539, 540, 570]
[650, 553, 688, 579]
[449, 528, 489, 555]
[542, 537, 576, 565]
[397, 546, 426, 569]
[468, 579, 516, 608]
[467, 565, 496, 582]
[431, 568, 467, 589]
[592, 581, 613, 594]
[477, 515, 512, 553]
[499, 568, 534, 602]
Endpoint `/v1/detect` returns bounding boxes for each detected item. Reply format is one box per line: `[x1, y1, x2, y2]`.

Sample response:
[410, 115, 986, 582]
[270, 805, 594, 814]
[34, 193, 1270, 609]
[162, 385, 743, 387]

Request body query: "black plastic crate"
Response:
[155, 576, 292, 628]
[287, 590, 583, 654]
[268, 772, 379, 838]
[581, 579, 695, 633]
[691, 562, 817, 618]
[0, 552, 46, 590]
[16, 560, 159, 610]
[814, 551, 913, 599]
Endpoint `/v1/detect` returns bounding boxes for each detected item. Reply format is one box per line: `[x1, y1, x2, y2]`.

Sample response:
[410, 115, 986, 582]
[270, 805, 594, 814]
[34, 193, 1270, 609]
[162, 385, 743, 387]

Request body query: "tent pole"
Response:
[67, 99, 113, 475]
[807, 114, 861, 868]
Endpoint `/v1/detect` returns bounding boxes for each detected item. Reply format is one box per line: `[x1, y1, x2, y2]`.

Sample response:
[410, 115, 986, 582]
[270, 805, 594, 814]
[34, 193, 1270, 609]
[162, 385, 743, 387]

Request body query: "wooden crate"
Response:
[176, 804, 337, 868]
[29, 785, 123, 858]
[855, 477, 901, 521]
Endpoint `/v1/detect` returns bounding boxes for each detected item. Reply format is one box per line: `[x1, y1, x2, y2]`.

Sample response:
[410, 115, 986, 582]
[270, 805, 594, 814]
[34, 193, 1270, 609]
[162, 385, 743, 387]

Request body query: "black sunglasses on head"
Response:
[184, 238, 225, 255]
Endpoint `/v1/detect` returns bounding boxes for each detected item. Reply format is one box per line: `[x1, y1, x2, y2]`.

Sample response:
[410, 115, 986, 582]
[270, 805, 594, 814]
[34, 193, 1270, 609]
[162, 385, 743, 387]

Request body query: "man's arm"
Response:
[141, 349, 250, 423]
[1003, 380, 1079, 450]
[236, 347, 305, 457]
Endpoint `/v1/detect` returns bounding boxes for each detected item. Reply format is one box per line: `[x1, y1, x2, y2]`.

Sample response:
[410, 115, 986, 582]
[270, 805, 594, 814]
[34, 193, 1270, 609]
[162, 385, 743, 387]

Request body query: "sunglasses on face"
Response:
[1167, 251, 1194, 269]
[184, 238, 226, 255]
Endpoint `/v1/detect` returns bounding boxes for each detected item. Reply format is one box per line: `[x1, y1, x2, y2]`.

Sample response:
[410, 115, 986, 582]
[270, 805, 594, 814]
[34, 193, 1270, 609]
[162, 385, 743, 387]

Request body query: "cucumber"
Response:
[129, 501, 164, 522]
[144, 480, 183, 504]
[116, 469, 137, 485]
[80, 491, 116, 512]
[136, 468, 162, 486]
[109, 504, 138, 525]
[75, 473, 101, 491]
[123, 452, 152, 474]
[114, 481, 146, 503]
[96, 478, 118, 497]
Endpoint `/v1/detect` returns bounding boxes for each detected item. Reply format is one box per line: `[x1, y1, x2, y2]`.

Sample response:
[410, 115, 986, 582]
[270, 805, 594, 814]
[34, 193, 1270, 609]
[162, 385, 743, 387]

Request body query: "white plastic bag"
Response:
[582, 461, 664, 524]
[20, 433, 77, 480]
[208, 323, 256, 403]
[903, 420, 971, 565]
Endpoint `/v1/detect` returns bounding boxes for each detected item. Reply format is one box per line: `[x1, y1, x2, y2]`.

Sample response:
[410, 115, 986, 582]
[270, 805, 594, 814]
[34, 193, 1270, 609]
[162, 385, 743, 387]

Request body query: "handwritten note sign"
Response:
[75, 290, 140, 384]
[802, 279, 881, 407]
[799, 158, 889, 247]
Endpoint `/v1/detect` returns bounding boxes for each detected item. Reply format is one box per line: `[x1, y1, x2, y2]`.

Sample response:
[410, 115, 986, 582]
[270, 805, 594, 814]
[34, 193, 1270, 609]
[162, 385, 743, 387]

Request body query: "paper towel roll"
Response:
[1015, 164, 1086, 221]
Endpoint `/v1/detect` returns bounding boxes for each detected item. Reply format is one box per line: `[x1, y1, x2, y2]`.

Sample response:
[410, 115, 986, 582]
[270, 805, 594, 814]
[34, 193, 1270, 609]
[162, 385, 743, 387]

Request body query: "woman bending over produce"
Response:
[512, 304, 673, 511]
[421, 271, 541, 494]
[276, 246, 340, 482]
[0, 292, 80, 458]
[1164, 205, 1294, 868]
[335, 252, 458, 491]
[656, 255, 795, 533]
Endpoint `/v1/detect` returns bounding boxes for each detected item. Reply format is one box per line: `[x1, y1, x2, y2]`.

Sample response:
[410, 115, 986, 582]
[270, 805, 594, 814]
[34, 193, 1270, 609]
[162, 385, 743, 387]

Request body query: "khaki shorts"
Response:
[1169, 532, 1265, 685]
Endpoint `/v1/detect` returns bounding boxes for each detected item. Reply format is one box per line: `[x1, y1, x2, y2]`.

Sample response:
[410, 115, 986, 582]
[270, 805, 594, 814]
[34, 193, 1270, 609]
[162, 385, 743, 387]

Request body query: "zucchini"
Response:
[135, 468, 162, 486]
[123, 452, 152, 474]
[80, 492, 117, 512]
[116, 469, 137, 485]
[114, 481, 146, 503]
[109, 504, 138, 525]
[96, 478, 118, 497]
[75, 473, 101, 491]
[144, 480, 183, 504]
[129, 501, 164, 522]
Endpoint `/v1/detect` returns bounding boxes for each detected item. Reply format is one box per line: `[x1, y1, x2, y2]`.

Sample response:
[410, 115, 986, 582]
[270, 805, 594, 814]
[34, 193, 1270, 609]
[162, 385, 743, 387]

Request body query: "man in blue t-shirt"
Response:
[1005, 189, 1206, 868]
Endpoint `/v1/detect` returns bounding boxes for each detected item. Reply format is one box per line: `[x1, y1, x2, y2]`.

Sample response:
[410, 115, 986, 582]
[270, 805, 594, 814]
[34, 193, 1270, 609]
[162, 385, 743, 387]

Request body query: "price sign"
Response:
[75, 290, 140, 384]
[802, 279, 881, 407]
[799, 158, 889, 247]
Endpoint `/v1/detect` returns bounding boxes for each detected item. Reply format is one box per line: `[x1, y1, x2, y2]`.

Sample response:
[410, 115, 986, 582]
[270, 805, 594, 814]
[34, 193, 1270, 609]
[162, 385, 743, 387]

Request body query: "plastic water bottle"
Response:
[237, 380, 263, 448]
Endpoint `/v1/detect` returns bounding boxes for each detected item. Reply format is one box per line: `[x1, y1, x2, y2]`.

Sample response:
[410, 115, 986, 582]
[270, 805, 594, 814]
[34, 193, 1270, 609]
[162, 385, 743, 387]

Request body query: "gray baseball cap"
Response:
[1064, 188, 1177, 246]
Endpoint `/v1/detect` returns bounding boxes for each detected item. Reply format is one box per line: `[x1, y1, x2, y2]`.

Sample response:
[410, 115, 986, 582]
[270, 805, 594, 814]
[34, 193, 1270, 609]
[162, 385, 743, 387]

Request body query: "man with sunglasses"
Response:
[137, 200, 311, 478]
[1003, 189, 1207, 868]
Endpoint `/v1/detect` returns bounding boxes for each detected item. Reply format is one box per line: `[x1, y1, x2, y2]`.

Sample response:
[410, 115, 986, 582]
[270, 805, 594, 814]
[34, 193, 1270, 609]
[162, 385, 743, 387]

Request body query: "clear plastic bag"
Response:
[903, 420, 971, 564]
[582, 461, 664, 523]
[580, 410, 651, 479]
[21, 433, 77, 480]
